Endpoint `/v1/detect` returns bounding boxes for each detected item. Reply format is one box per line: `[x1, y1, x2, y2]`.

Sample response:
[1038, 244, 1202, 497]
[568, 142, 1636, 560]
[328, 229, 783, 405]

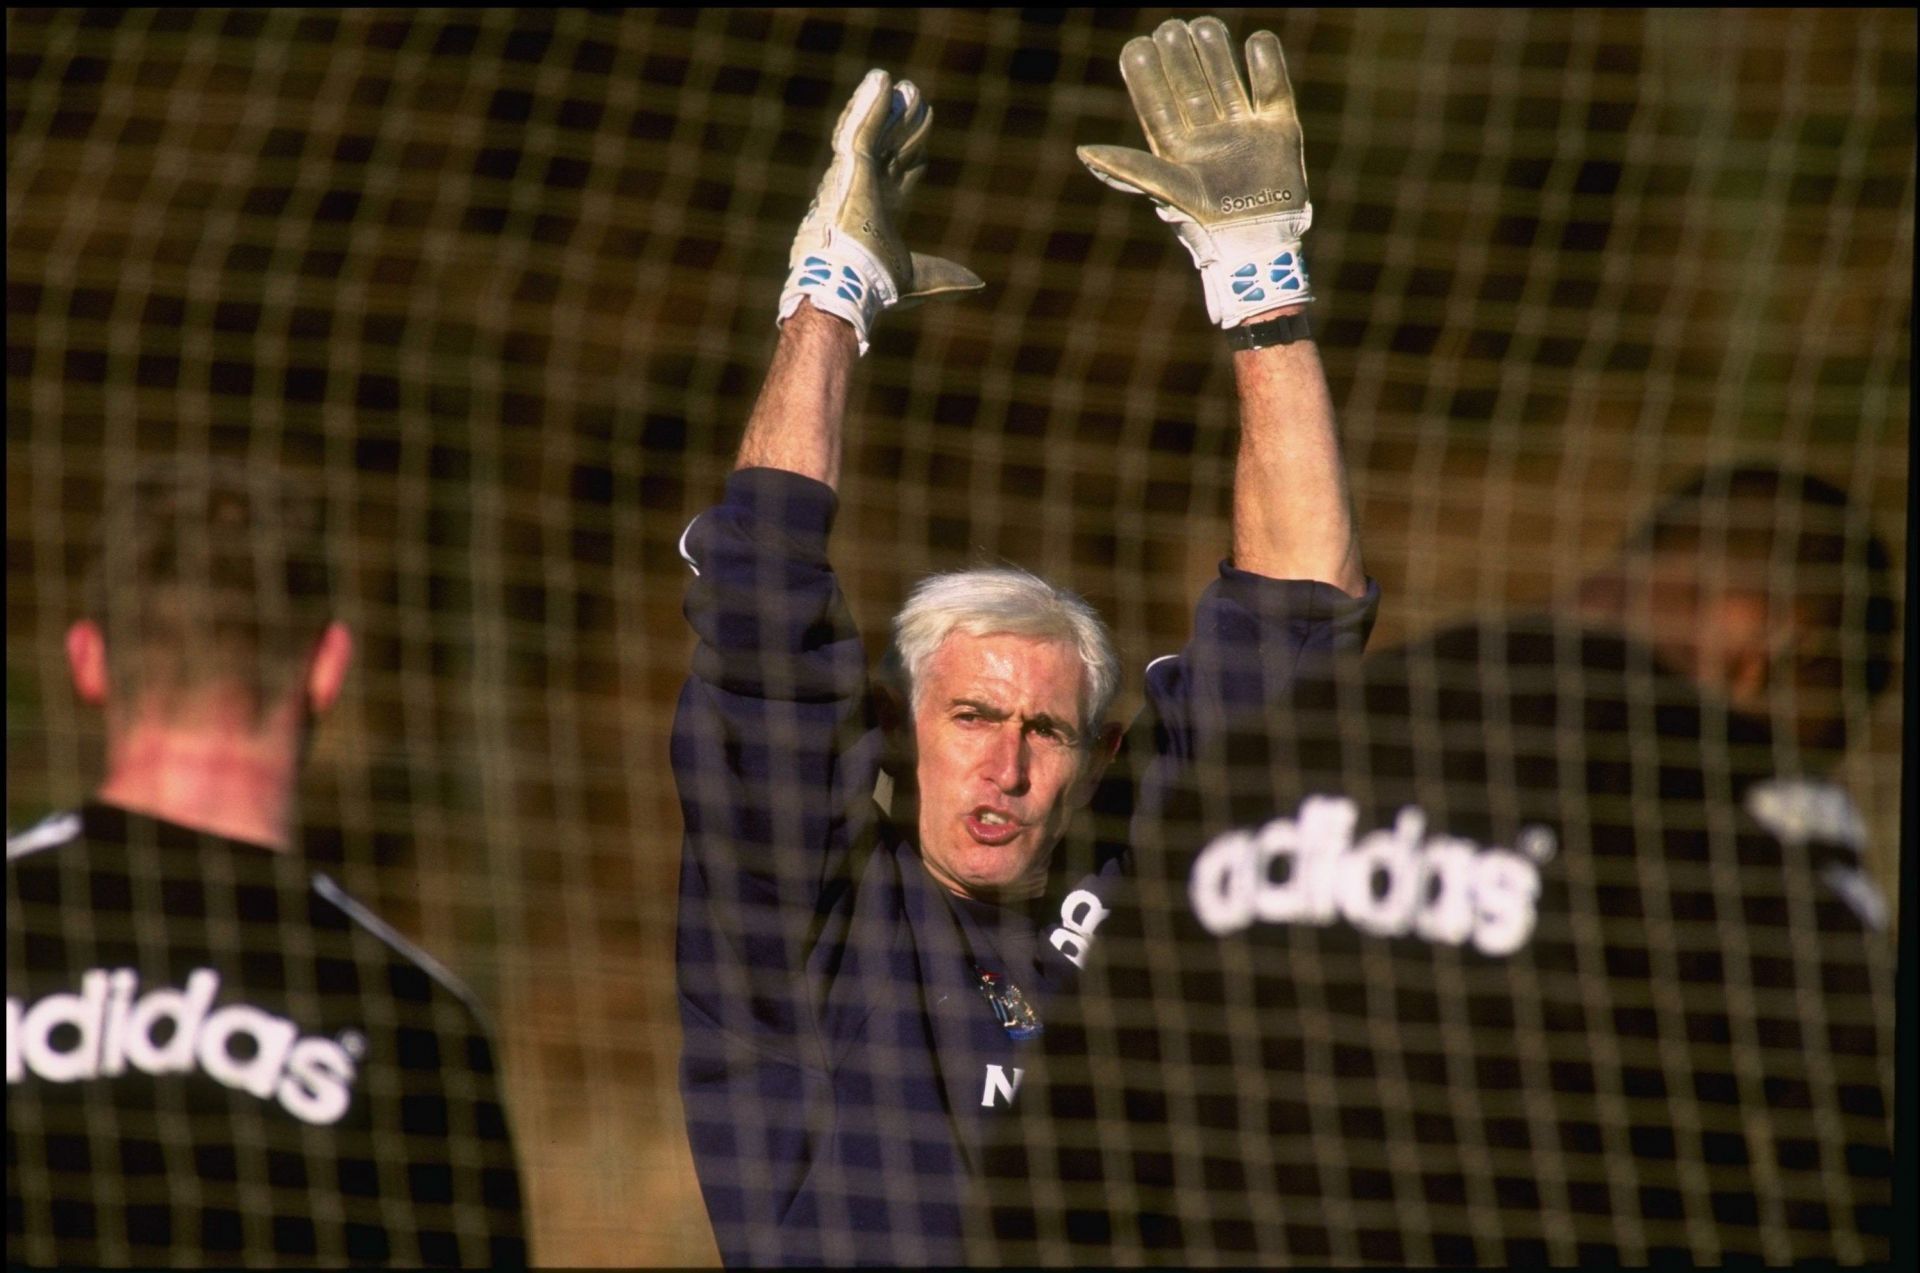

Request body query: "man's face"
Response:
[912, 631, 1097, 903]
[1681, 587, 1852, 762]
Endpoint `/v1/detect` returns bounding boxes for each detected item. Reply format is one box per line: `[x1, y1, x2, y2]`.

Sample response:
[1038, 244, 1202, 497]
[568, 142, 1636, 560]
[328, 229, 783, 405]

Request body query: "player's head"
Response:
[1579, 463, 1896, 762]
[66, 458, 352, 742]
[890, 567, 1124, 902]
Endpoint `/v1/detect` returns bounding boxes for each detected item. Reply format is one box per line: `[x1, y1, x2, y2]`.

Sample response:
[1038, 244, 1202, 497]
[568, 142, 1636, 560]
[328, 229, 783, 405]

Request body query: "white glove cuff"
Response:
[777, 232, 898, 355]
[1167, 208, 1315, 328]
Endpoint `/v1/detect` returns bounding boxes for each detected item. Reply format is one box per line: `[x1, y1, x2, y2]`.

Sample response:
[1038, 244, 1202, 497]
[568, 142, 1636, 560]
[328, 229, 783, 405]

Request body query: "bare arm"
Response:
[734, 301, 859, 489]
[1230, 304, 1365, 596]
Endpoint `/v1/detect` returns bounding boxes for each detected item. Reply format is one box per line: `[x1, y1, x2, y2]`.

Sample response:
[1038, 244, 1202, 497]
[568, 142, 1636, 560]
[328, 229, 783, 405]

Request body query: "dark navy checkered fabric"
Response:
[7, 804, 528, 1267]
[978, 616, 1894, 1265]
[672, 467, 1376, 1265]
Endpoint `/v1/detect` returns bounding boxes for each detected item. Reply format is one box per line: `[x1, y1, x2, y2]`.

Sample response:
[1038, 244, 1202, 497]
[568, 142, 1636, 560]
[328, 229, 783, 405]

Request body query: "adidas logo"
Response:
[7, 968, 359, 1126]
[1189, 795, 1548, 956]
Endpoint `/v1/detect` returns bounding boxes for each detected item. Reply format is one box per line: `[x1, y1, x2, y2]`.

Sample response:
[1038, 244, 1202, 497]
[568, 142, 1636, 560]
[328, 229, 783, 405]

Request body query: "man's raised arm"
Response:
[735, 304, 856, 486]
[672, 69, 981, 1266]
[1079, 17, 1365, 596]
[734, 69, 982, 489]
[1229, 313, 1363, 594]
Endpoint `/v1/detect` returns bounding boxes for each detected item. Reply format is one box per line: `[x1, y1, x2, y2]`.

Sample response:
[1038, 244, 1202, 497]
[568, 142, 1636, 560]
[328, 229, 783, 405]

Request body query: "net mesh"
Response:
[6, 7, 1908, 1266]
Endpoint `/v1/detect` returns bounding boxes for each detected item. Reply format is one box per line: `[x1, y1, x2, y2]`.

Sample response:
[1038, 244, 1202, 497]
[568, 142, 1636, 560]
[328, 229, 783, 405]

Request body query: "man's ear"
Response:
[1572, 568, 1626, 624]
[1723, 641, 1773, 711]
[305, 622, 354, 715]
[1707, 591, 1777, 715]
[65, 619, 110, 706]
[1071, 721, 1125, 807]
[874, 680, 915, 775]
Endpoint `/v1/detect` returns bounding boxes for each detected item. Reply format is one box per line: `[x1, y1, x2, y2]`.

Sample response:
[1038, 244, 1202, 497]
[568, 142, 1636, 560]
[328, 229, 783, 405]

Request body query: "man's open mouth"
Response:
[964, 808, 1023, 846]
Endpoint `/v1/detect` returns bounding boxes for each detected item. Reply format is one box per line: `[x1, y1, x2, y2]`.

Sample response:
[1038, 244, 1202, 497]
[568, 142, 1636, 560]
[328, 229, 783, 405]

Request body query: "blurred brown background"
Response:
[7, 8, 1908, 1265]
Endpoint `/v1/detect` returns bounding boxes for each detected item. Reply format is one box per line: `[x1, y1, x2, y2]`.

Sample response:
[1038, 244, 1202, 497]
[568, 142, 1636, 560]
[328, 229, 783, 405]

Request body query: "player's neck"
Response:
[94, 712, 302, 852]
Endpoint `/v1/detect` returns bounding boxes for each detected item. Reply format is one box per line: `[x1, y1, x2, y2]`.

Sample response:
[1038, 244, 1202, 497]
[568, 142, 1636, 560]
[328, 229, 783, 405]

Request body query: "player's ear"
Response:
[305, 621, 354, 715]
[871, 673, 921, 821]
[874, 643, 917, 772]
[1717, 596, 1786, 716]
[1572, 567, 1626, 623]
[65, 619, 110, 706]
[875, 679, 915, 765]
[1071, 721, 1125, 807]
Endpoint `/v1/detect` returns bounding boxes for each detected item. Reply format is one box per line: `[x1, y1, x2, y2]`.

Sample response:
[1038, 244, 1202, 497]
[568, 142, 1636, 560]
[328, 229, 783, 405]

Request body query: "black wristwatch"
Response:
[1225, 311, 1313, 351]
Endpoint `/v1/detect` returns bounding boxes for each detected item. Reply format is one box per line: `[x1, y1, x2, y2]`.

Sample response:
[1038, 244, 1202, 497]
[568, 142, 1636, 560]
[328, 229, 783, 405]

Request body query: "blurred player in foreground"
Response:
[979, 463, 1898, 1264]
[7, 460, 527, 1266]
[672, 15, 1375, 1265]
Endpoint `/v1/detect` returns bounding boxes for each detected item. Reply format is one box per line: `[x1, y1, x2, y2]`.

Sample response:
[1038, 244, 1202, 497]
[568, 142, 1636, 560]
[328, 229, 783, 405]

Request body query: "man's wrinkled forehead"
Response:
[927, 629, 1089, 719]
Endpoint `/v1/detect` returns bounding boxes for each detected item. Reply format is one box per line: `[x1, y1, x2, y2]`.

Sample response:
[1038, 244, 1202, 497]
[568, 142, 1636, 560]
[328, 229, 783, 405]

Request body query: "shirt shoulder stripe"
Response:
[7, 810, 82, 861]
[310, 872, 492, 1024]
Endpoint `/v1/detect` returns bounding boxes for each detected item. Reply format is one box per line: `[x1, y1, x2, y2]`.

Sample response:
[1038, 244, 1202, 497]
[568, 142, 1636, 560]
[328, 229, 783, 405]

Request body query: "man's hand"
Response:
[1080, 17, 1313, 328]
[778, 69, 984, 354]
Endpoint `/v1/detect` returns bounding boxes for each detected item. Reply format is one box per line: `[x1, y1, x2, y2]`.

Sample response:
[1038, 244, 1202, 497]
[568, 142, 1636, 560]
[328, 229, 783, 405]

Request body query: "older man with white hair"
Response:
[672, 16, 1376, 1266]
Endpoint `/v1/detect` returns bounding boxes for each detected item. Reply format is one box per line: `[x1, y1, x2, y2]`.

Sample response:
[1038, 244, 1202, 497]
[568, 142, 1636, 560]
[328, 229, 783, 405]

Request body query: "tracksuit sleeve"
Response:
[1143, 561, 1379, 769]
[671, 466, 877, 1049]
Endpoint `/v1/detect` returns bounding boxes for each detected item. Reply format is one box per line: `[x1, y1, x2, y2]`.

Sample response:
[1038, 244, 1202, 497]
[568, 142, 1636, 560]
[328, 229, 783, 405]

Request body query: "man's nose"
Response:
[983, 726, 1030, 795]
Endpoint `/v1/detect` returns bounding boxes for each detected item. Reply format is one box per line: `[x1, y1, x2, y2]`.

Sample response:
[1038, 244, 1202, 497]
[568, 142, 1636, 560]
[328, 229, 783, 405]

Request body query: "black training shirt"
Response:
[7, 803, 527, 1266]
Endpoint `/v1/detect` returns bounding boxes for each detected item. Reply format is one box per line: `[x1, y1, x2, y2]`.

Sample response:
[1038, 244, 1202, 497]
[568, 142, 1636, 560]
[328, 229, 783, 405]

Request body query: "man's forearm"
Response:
[735, 301, 859, 489]
[1230, 305, 1366, 596]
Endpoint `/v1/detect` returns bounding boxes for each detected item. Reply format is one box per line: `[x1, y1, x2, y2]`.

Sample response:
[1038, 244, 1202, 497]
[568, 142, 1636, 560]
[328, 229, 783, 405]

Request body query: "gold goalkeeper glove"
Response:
[778, 69, 984, 354]
[1080, 16, 1314, 328]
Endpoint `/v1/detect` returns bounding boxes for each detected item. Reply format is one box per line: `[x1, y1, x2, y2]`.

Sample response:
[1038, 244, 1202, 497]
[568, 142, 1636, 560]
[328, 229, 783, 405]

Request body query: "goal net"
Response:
[7, 8, 1907, 1265]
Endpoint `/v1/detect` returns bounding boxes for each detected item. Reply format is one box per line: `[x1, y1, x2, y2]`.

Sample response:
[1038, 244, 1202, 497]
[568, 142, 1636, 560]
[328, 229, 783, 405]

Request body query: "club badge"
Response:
[973, 966, 1042, 1040]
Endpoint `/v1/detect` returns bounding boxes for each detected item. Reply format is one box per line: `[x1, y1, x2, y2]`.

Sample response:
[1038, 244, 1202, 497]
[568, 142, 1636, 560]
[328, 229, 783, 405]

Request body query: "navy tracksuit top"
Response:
[672, 467, 1376, 1265]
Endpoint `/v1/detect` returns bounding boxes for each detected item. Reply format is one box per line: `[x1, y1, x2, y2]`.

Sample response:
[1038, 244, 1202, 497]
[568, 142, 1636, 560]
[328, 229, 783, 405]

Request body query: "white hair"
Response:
[891, 566, 1121, 730]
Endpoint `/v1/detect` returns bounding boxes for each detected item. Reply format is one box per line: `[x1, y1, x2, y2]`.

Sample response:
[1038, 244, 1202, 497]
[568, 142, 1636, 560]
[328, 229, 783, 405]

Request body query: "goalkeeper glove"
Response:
[778, 69, 984, 354]
[1080, 17, 1314, 329]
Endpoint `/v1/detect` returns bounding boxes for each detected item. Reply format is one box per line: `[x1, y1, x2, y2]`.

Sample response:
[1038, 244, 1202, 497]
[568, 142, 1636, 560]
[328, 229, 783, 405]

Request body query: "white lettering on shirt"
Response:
[981, 1063, 1025, 1108]
[1189, 796, 1546, 956]
[1047, 888, 1112, 969]
[7, 967, 359, 1126]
